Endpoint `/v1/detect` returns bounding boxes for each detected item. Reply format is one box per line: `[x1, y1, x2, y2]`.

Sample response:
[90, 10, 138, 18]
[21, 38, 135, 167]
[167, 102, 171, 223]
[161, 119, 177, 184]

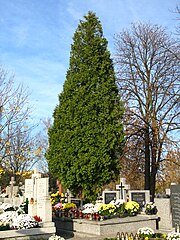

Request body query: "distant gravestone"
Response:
[71, 199, 84, 208]
[4, 177, 22, 205]
[129, 190, 150, 207]
[170, 184, 180, 228]
[6, 177, 18, 198]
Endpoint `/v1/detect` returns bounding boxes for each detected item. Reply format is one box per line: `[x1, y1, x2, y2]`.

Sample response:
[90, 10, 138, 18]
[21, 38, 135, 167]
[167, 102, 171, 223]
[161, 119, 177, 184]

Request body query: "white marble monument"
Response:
[25, 168, 53, 223]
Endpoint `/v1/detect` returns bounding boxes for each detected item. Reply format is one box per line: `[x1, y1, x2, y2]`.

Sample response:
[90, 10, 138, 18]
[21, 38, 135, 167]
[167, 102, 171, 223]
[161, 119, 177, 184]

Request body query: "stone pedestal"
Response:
[28, 203, 38, 217]
[37, 198, 52, 222]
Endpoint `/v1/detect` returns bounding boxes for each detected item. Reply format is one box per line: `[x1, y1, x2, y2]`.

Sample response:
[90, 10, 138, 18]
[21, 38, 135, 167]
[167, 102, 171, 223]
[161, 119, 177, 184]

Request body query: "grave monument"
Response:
[25, 168, 54, 225]
[102, 177, 130, 204]
[4, 176, 23, 205]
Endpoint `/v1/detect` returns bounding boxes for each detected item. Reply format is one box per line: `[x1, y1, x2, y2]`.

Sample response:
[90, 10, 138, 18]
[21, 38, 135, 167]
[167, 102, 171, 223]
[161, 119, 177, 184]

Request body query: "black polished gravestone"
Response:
[71, 199, 84, 208]
[104, 192, 117, 204]
[131, 192, 146, 208]
[170, 184, 180, 228]
[129, 190, 150, 208]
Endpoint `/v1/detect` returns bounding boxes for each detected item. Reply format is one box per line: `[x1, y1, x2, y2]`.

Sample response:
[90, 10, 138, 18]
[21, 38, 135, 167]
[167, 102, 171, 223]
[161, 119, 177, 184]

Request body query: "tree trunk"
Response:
[150, 165, 157, 202]
[144, 127, 150, 190]
[151, 121, 158, 202]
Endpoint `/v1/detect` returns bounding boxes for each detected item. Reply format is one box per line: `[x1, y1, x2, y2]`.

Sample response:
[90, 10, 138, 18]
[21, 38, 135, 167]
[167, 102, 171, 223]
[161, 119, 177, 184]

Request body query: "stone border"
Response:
[0, 223, 56, 240]
[54, 215, 159, 239]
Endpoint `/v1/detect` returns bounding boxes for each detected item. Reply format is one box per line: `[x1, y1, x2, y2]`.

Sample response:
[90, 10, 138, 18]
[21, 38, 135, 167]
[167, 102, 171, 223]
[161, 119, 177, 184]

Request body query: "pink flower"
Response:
[54, 202, 62, 209]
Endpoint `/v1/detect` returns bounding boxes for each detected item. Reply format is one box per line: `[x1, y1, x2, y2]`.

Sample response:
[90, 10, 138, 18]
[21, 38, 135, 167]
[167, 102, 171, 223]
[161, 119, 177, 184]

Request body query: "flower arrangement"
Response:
[48, 234, 65, 240]
[110, 199, 125, 216]
[167, 231, 180, 240]
[125, 201, 140, 215]
[82, 203, 96, 214]
[54, 202, 63, 210]
[0, 211, 18, 224]
[98, 204, 116, 217]
[0, 205, 40, 230]
[50, 191, 61, 206]
[137, 227, 154, 238]
[33, 215, 41, 222]
[11, 214, 40, 229]
[145, 202, 158, 215]
[62, 203, 77, 212]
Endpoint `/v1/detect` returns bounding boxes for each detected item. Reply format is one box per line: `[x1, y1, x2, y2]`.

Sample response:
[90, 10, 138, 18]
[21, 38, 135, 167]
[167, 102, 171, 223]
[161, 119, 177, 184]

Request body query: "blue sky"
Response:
[0, 0, 179, 126]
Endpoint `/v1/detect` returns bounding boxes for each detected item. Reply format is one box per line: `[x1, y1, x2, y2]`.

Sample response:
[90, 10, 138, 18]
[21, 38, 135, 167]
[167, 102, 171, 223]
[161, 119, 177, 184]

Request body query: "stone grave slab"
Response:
[170, 184, 180, 228]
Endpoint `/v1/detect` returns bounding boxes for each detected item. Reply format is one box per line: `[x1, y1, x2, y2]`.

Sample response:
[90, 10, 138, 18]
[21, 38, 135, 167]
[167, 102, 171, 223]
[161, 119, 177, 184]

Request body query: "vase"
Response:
[100, 215, 104, 221]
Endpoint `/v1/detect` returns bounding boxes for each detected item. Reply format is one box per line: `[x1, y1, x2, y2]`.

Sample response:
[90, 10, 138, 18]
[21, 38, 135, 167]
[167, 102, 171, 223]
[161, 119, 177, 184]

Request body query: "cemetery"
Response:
[0, 170, 179, 240]
[0, 5, 179, 240]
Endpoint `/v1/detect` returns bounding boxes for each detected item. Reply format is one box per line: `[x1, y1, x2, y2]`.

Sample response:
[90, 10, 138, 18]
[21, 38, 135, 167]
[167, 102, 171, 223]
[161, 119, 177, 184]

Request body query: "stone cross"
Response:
[9, 176, 16, 198]
[116, 177, 130, 200]
[32, 168, 41, 202]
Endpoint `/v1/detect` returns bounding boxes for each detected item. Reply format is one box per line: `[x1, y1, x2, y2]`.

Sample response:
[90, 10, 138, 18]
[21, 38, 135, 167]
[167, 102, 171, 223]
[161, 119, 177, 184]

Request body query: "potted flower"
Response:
[145, 202, 158, 215]
[98, 203, 116, 219]
[167, 231, 180, 240]
[137, 227, 154, 238]
[62, 203, 77, 217]
[125, 201, 140, 216]
[53, 202, 63, 217]
[110, 199, 126, 217]
[82, 203, 96, 220]
[69, 208, 79, 219]
[48, 234, 65, 240]
[50, 191, 61, 206]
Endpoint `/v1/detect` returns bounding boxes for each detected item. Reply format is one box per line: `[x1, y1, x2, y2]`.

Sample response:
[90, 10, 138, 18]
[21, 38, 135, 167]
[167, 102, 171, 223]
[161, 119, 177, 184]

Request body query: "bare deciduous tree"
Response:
[115, 23, 180, 200]
[0, 66, 39, 177]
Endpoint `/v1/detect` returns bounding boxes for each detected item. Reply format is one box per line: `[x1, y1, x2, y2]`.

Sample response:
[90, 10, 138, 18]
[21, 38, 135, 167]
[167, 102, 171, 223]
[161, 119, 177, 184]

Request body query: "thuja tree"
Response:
[46, 11, 124, 201]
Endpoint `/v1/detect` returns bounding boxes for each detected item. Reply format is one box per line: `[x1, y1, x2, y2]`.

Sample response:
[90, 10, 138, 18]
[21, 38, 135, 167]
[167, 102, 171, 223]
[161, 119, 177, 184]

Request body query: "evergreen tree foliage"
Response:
[46, 11, 124, 201]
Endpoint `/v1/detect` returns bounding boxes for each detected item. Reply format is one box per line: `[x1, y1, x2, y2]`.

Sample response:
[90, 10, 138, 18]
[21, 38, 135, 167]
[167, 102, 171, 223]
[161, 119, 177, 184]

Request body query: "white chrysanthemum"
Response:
[48, 234, 65, 240]
[167, 231, 180, 240]
[11, 214, 39, 229]
[137, 227, 154, 235]
[0, 211, 18, 224]
[0, 203, 14, 211]
[83, 203, 95, 209]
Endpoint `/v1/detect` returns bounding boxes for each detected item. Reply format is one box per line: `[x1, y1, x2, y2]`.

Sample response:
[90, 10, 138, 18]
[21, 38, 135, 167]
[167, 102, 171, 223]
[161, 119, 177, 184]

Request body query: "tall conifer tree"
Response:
[46, 12, 124, 201]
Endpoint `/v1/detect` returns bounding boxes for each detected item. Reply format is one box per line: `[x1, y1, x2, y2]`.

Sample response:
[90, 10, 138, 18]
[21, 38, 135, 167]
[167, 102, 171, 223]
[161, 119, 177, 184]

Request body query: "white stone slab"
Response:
[25, 179, 34, 201]
[37, 178, 49, 201]
[37, 199, 52, 222]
